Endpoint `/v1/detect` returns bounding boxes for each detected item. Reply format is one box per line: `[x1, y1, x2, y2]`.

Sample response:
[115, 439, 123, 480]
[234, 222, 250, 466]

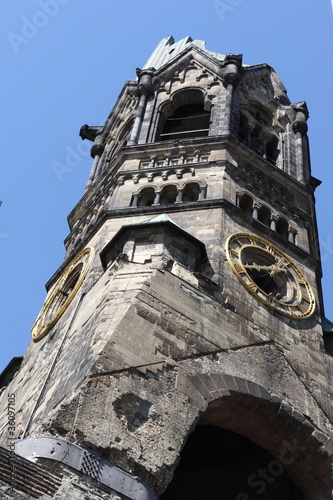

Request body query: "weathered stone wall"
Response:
[0, 40, 331, 499]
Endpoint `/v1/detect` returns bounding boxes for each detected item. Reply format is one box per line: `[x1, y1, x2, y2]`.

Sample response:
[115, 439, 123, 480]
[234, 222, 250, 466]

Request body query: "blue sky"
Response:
[1, 0, 332, 372]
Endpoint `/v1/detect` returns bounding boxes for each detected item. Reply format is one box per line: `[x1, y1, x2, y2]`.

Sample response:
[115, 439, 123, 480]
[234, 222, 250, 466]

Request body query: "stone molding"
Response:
[176, 370, 333, 497]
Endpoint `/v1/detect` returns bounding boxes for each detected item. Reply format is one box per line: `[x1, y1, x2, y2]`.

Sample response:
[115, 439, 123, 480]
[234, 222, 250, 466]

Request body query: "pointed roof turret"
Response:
[143, 35, 226, 71]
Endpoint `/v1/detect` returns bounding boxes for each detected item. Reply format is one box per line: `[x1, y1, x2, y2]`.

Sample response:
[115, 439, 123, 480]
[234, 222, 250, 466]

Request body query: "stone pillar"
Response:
[176, 188, 183, 203]
[88, 143, 105, 186]
[288, 227, 297, 244]
[252, 204, 259, 220]
[131, 193, 139, 207]
[128, 68, 155, 146]
[199, 186, 207, 201]
[270, 216, 278, 232]
[164, 154, 171, 166]
[291, 101, 309, 184]
[153, 190, 161, 205]
[222, 53, 242, 136]
[81, 125, 104, 192]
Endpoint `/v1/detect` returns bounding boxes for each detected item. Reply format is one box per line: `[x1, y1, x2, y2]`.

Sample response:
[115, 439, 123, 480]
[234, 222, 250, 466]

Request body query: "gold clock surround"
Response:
[31, 247, 94, 340]
[226, 233, 315, 319]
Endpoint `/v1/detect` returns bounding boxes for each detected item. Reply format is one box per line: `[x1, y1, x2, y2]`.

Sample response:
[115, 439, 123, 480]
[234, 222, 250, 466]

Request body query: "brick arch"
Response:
[176, 371, 332, 498]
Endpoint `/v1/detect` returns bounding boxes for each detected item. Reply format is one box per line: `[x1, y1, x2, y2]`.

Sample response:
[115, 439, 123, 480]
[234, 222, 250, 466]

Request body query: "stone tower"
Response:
[0, 36, 332, 499]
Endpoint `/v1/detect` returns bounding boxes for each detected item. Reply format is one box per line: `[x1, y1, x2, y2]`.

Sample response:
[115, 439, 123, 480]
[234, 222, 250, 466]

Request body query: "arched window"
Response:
[183, 183, 200, 202]
[239, 104, 279, 163]
[239, 194, 253, 215]
[258, 206, 271, 228]
[276, 217, 289, 238]
[160, 185, 177, 205]
[160, 104, 210, 141]
[137, 187, 155, 207]
[157, 89, 211, 142]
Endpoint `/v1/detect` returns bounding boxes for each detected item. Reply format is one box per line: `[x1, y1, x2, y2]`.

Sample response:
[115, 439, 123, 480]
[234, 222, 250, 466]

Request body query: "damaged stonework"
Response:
[0, 36, 332, 499]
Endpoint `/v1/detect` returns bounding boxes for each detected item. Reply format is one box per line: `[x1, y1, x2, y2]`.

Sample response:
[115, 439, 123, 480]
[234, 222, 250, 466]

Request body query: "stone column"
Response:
[291, 101, 309, 184]
[221, 53, 242, 136]
[79, 125, 103, 192]
[176, 188, 184, 203]
[153, 190, 161, 205]
[128, 68, 155, 146]
[288, 227, 297, 244]
[270, 215, 278, 232]
[88, 143, 105, 186]
[252, 204, 259, 220]
[199, 186, 207, 201]
[131, 193, 139, 207]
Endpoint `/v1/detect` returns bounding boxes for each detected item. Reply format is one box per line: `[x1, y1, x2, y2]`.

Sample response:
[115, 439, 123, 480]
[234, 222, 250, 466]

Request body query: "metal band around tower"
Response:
[16, 436, 158, 500]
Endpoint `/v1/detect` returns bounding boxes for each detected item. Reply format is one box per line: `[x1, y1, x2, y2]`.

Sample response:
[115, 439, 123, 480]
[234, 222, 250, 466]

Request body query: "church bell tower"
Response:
[0, 36, 332, 499]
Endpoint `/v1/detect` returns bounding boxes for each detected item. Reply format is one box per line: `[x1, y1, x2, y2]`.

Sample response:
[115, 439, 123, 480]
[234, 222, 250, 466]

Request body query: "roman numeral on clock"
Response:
[234, 263, 247, 275]
[297, 303, 309, 314]
[248, 282, 258, 293]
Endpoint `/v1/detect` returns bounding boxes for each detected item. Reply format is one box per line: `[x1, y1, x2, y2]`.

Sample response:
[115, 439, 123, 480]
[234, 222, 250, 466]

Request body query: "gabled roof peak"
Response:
[143, 36, 225, 71]
[143, 213, 181, 228]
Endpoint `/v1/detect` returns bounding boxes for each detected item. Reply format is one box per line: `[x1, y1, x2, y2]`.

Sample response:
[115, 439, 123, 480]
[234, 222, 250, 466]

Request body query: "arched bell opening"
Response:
[137, 187, 155, 207]
[182, 182, 201, 202]
[160, 185, 178, 205]
[239, 193, 253, 215]
[276, 217, 289, 238]
[157, 88, 211, 141]
[258, 205, 271, 228]
[160, 425, 305, 500]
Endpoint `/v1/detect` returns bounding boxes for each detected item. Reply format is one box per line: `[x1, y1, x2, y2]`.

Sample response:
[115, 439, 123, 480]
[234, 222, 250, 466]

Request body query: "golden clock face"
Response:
[31, 247, 94, 340]
[226, 233, 315, 319]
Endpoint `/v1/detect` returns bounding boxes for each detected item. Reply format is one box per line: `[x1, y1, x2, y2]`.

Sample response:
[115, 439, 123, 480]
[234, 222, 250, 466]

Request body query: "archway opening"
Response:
[239, 193, 253, 215]
[160, 185, 177, 205]
[183, 182, 200, 202]
[258, 205, 271, 228]
[138, 187, 155, 207]
[160, 103, 210, 141]
[160, 425, 305, 500]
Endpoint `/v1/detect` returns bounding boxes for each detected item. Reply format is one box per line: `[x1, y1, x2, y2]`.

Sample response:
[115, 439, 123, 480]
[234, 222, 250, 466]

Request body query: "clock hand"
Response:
[243, 264, 287, 274]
